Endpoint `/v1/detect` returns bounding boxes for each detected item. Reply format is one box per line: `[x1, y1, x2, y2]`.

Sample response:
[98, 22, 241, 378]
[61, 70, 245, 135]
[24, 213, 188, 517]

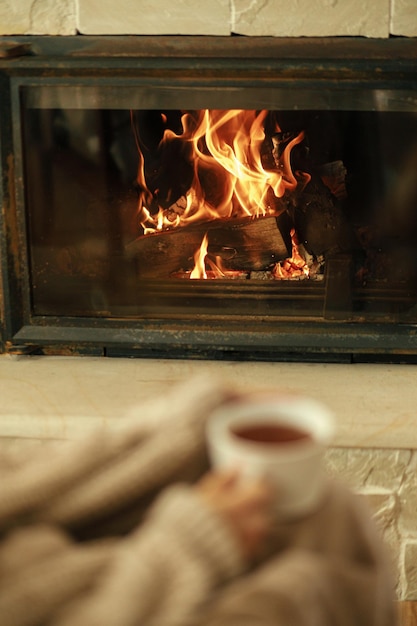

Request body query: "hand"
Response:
[195, 470, 273, 561]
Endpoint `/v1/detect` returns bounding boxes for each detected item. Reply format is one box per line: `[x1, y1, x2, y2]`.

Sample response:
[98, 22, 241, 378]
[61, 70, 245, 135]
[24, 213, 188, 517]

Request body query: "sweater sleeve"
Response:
[189, 482, 398, 626]
[190, 549, 390, 626]
[53, 484, 246, 626]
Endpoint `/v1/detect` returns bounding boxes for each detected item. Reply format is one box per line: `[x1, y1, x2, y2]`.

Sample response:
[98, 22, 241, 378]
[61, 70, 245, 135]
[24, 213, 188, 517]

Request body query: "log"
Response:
[287, 176, 357, 258]
[126, 216, 289, 278]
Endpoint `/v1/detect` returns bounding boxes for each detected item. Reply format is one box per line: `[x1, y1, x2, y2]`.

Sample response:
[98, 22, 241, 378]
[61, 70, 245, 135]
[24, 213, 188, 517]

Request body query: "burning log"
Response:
[207, 215, 289, 271]
[269, 123, 355, 260]
[127, 216, 289, 279]
[319, 160, 348, 200]
[284, 175, 357, 259]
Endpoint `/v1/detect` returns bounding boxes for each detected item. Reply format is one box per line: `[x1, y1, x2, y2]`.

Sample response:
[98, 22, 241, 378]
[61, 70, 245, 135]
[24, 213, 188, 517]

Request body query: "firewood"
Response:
[127, 216, 289, 278]
[285, 176, 357, 258]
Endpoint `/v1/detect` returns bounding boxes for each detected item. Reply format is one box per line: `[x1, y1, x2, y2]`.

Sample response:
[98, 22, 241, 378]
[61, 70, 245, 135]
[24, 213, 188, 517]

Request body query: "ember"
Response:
[273, 229, 311, 280]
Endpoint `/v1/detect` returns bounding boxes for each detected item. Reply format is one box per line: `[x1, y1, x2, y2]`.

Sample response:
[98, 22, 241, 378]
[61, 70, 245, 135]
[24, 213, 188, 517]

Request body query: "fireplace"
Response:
[1, 35, 417, 362]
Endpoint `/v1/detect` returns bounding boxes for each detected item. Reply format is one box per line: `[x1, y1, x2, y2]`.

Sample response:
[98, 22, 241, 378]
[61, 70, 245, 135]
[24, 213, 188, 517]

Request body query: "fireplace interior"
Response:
[1, 36, 417, 361]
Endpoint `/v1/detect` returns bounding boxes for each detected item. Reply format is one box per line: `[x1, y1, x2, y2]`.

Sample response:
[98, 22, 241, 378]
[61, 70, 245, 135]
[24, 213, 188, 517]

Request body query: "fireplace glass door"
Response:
[21, 85, 417, 327]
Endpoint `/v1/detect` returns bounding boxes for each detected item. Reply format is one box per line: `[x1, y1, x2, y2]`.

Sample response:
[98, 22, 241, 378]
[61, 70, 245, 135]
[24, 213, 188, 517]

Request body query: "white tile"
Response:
[231, 0, 390, 37]
[77, 0, 231, 35]
[390, 0, 417, 36]
[0, 0, 76, 35]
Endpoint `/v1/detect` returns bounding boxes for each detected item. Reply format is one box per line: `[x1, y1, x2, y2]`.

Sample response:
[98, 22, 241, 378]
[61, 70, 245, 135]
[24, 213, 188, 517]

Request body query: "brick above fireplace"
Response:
[0, 0, 416, 37]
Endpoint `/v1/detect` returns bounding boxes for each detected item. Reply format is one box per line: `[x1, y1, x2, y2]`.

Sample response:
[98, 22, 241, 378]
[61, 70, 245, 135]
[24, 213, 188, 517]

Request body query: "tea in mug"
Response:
[231, 422, 312, 445]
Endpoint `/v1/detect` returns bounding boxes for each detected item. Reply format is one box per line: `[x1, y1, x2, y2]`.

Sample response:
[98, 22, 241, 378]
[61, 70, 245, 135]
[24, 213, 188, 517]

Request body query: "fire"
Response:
[135, 110, 305, 234]
[190, 233, 209, 279]
[189, 233, 249, 280]
[189, 229, 312, 281]
[272, 229, 310, 280]
[132, 109, 320, 282]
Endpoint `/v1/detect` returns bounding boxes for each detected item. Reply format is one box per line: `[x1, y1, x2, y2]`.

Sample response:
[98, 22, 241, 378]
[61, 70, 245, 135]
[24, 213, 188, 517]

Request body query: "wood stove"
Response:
[1, 35, 417, 362]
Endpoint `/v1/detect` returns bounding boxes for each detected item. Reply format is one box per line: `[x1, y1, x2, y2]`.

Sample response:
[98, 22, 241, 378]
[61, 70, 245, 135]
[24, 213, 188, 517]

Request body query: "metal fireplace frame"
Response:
[1, 35, 417, 362]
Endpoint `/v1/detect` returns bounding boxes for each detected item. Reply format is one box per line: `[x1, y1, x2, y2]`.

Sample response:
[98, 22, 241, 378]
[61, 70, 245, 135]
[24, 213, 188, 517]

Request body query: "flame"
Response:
[190, 233, 209, 279]
[206, 255, 227, 278]
[136, 110, 305, 234]
[188, 228, 314, 281]
[272, 229, 310, 279]
[189, 234, 249, 280]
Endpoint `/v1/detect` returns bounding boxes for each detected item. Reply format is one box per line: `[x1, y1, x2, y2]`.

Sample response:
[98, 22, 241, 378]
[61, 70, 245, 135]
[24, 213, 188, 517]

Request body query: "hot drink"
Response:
[231, 423, 312, 445]
[206, 393, 334, 517]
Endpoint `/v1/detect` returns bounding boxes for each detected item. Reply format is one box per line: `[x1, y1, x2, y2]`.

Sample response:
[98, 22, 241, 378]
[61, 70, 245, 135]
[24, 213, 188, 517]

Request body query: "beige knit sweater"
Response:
[0, 376, 397, 626]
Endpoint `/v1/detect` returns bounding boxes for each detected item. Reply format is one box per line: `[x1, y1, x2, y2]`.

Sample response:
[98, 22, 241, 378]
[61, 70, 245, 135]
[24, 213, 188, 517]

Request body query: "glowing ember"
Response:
[272, 229, 310, 280]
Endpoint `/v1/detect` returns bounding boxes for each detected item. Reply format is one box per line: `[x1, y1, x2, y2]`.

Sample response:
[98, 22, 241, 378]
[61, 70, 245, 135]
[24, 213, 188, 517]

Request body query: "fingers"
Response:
[198, 468, 272, 496]
[198, 468, 241, 491]
[195, 470, 274, 561]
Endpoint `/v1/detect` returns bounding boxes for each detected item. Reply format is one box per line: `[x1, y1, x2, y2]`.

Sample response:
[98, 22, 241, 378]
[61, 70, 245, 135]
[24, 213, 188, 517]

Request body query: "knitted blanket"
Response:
[0, 376, 397, 626]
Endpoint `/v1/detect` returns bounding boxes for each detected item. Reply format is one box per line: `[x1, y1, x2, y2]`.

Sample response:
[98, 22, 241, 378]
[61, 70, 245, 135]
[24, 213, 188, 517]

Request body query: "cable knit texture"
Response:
[0, 376, 397, 626]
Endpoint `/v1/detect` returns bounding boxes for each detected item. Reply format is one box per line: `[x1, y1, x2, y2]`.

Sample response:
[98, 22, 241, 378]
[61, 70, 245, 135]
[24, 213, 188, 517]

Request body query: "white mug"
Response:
[206, 392, 335, 519]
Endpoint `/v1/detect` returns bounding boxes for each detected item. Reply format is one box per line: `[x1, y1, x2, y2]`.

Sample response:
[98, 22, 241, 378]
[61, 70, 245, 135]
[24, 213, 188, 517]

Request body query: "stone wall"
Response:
[0, 0, 416, 37]
[325, 447, 417, 600]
